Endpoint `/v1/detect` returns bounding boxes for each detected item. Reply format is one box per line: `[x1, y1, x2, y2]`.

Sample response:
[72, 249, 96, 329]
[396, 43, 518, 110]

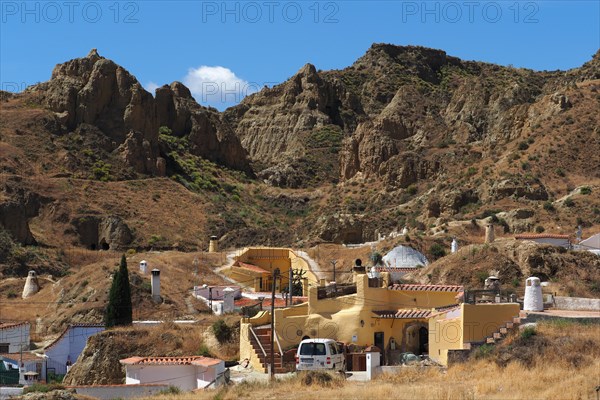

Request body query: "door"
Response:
[419, 327, 428, 355]
[374, 332, 385, 365]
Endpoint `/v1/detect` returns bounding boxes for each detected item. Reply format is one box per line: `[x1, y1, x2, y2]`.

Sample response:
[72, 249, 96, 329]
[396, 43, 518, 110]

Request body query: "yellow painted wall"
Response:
[428, 311, 464, 366]
[222, 267, 265, 291]
[462, 303, 520, 343]
[428, 303, 520, 366]
[273, 274, 448, 349]
[231, 248, 319, 294]
[239, 322, 265, 371]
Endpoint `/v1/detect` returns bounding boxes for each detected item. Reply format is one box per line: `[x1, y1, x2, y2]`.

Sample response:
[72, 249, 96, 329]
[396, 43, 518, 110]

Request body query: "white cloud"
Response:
[145, 81, 160, 95]
[183, 66, 257, 107]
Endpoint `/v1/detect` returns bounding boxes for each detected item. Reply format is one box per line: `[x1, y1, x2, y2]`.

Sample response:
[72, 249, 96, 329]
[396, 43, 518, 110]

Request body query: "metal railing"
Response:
[249, 326, 267, 357]
[317, 284, 357, 300]
[274, 330, 284, 366]
[463, 289, 518, 304]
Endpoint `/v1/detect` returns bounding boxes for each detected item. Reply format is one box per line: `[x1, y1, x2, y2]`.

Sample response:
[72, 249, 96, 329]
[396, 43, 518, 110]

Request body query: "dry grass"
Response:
[0, 250, 231, 335]
[149, 321, 600, 400]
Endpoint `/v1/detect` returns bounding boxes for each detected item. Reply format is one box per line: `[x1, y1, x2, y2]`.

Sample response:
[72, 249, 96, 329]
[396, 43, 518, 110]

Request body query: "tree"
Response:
[105, 254, 133, 327]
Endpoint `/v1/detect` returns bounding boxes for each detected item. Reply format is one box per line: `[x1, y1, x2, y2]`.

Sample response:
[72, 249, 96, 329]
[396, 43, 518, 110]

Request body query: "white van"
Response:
[295, 338, 346, 372]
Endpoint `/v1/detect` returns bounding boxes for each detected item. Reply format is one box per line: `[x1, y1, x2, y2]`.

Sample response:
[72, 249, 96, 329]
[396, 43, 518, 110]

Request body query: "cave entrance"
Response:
[99, 240, 110, 251]
[90, 243, 97, 250]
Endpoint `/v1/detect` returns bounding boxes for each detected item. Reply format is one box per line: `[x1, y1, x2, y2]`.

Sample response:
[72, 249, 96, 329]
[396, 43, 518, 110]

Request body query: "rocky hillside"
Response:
[407, 239, 600, 298]
[1, 45, 599, 274]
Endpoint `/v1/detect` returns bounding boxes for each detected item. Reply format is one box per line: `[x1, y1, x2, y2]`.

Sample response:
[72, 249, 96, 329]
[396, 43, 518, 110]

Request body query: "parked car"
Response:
[295, 338, 346, 372]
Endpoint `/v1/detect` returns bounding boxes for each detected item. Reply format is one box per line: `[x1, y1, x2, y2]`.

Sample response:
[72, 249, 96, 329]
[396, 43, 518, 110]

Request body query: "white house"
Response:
[0, 322, 30, 354]
[0, 352, 44, 385]
[44, 323, 104, 378]
[514, 233, 571, 248]
[578, 233, 600, 256]
[120, 356, 225, 391]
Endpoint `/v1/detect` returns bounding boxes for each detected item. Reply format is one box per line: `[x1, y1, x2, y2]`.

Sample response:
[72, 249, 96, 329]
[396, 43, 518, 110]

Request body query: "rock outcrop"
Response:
[71, 215, 132, 250]
[28, 49, 250, 176]
[0, 183, 45, 245]
[156, 82, 251, 173]
[224, 63, 362, 176]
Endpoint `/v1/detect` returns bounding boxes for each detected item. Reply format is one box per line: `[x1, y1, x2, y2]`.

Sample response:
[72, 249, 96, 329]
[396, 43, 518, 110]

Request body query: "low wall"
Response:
[0, 387, 23, 400]
[554, 296, 600, 311]
[69, 384, 169, 399]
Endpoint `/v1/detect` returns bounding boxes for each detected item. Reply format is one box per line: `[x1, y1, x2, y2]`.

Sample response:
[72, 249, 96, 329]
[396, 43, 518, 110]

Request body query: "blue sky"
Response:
[1, 1, 599, 109]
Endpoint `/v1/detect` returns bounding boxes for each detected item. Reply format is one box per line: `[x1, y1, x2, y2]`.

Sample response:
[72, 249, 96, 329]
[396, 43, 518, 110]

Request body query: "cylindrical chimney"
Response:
[139, 260, 147, 274]
[524, 277, 543, 311]
[22, 271, 40, 299]
[209, 236, 219, 253]
[485, 224, 495, 243]
[151, 269, 161, 301]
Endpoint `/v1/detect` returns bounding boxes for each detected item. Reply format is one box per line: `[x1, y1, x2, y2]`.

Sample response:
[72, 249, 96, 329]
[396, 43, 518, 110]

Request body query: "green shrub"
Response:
[429, 243, 446, 259]
[474, 344, 493, 359]
[535, 225, 545, 233]
[520, 326, 536, 340]
[406, 185, 418, 195]
[518, 141, 529, 151]
[212, 319, 233, 343]
[580, 186, 592, 195]
[158, 126, 173, 135]
[159, 386, 181, 395]
[23, 383, 65, 394]
[197, 343, 213, 357]
[543, 201, 555, 212]
[466, 166, 477, 177]
[564, 198, 574, 207]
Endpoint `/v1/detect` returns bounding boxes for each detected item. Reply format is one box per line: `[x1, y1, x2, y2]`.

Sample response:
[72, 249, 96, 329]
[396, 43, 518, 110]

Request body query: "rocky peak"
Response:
[155, 81, 252, 173]
[169, 81, 193, 99]
[28, 50, 251, 176]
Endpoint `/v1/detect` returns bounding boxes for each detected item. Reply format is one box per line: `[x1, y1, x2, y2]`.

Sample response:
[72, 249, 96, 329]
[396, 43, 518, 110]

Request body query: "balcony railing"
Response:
[317, 284, 357, 300]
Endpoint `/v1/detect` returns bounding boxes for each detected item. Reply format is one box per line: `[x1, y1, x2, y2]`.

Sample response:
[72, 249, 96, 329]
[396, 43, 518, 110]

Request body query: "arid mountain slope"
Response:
[1, 45, 599, 267]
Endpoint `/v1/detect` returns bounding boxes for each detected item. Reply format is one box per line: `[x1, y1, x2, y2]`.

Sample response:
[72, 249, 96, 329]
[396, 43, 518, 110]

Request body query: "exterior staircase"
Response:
[464, 310, 526, 349]
[248, 325, 290, 374]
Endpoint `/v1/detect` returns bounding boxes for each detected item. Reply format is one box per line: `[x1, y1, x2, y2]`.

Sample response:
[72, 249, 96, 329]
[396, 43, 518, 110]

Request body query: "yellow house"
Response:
[239, 270, 520, 371]
[223, 247, 318, 294]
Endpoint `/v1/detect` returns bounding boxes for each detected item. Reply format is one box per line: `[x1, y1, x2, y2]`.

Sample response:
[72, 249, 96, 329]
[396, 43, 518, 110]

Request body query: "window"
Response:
[0, 343, 9, 353]
[328, 343, 337, 355]
[299, 342, 327, 356]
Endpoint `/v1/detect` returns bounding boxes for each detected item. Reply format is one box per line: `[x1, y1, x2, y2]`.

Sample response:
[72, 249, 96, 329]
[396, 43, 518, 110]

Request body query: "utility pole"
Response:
[270, 268, 280, 380]
[288, 267, 293, 307]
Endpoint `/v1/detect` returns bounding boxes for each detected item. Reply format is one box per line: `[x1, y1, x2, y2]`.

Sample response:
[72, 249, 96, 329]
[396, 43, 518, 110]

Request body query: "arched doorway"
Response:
[403, 323, 429, 355]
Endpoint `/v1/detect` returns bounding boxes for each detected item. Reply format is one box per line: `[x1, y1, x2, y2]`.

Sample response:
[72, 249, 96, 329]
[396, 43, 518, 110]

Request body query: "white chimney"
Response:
[485, 224, 495, 243]
[22, 270, 40, 299]
[139, 260, 147, 274]
[151, 269, 161, 302]
[524, 277, 543, 311]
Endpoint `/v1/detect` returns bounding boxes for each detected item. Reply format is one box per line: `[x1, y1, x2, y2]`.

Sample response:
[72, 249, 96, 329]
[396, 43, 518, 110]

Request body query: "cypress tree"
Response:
[105, 254, 133, 327]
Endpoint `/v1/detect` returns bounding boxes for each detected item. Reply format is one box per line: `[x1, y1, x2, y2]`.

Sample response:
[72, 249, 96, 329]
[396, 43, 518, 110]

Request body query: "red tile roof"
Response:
[236, 262, 270, 274]
[0, 352, 44, 362]
[515, 234, 570, 239]
[373, 309, 432, 319]
[120, 356, 222, 366]
[0, 322, 29, 331]
[388, 284, 463, 292]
